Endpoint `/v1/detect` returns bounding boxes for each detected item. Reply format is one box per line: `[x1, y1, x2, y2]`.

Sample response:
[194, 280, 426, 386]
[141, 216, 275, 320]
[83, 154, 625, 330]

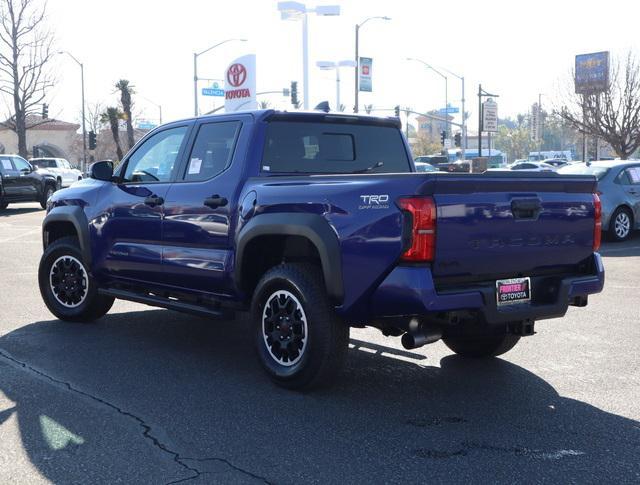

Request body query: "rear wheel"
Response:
[38, 236, 114, 322]
[252, 263, 349, 390]
[443, 334, 520, 358]
[609, 207, 633, 242]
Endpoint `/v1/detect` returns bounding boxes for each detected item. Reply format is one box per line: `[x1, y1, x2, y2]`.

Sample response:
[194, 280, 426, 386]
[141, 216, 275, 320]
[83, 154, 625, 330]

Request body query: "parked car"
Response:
[0, 155, 58, 210]
[30, 157, 83, 189]
[509, 161, 557, 172]
[414, 161, 438, 172]
[38, 110, 604, 389]
[543, 158, 569, 168]
[559, 160, 640, 241]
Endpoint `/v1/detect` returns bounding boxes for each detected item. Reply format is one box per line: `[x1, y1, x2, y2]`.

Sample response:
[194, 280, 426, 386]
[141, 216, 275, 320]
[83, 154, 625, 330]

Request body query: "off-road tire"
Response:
[443, 334, 521, 358]
[38, 236, 114, 322]
[252, 263, 349, 390]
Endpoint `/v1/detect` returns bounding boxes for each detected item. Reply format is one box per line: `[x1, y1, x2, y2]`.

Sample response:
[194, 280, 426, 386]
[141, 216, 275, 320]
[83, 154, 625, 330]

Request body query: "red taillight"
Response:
[593, 193, 602, 251]
[398, 196, 436, 262]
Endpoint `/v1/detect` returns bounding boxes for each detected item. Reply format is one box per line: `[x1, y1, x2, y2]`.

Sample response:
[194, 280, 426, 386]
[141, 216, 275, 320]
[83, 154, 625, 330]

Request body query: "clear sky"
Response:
[44, 0, 639, 131]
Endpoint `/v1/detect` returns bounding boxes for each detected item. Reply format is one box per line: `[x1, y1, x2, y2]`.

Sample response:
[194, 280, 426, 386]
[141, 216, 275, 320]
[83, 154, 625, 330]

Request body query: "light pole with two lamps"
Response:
[278, 2, 341, 110]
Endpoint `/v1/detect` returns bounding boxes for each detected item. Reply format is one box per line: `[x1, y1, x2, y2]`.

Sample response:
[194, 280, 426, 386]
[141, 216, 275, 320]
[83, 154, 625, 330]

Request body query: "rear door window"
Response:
[262, 121, 410, 174]
[182, 121, 241, 181]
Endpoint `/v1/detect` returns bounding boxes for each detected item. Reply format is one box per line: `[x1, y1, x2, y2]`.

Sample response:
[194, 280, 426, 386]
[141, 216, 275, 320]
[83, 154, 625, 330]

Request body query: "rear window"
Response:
[558, 164, 610, 180]
[262, 121, 410, 174]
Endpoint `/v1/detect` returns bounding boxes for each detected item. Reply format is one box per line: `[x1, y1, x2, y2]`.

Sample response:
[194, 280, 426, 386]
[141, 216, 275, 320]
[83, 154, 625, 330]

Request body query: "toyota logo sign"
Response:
[227, 63, 247, 87]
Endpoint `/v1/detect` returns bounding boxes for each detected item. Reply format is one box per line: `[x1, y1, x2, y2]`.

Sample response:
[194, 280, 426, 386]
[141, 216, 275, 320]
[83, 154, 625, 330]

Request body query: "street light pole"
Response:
[59, 51, 86, 171]
[354, 16, 390, 113]
[406, 58, 448, 141]
[302, 13, 309, 110]
[193, 38, 247, 116]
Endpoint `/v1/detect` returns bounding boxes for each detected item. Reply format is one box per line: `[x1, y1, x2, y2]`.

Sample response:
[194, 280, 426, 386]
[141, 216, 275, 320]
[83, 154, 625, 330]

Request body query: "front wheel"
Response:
[443, 334, 520, 358]
[38, 236, 114, 322]
[252, 263, 349, 390]
[40, 184, 55, 209]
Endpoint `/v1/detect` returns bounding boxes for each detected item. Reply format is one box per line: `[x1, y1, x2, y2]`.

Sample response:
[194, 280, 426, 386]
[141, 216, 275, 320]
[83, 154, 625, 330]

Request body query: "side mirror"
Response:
[90, 160, 114, 181]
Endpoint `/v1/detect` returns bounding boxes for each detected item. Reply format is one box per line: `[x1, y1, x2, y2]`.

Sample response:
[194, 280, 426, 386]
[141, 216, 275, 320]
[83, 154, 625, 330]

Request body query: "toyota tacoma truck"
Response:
[38, 110, 605, 389]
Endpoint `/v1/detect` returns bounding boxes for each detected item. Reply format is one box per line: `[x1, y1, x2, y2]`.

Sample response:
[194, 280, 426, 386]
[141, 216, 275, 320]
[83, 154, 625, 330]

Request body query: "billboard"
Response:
[575, 51, 609, 94]
[359, 57, 372, 92]
[482, 99, 498, 133]
[224, 54, 257, 112]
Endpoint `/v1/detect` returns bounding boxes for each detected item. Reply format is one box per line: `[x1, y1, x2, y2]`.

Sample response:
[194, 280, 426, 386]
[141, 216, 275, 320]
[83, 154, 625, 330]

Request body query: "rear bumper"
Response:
[371, 253, 605, 325]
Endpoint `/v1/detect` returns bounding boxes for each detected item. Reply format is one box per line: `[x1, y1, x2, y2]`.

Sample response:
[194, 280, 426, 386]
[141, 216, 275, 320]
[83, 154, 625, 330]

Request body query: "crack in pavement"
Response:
[0, 347, 271, 484]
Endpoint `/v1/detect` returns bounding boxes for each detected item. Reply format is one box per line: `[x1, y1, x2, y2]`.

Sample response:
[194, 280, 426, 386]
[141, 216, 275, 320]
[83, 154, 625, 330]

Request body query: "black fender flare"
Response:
[42, 205, 92, 266]
[235, 213, 344, 302]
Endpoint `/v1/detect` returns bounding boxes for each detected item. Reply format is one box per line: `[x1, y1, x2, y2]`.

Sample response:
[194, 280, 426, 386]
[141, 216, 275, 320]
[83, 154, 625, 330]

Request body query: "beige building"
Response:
[0, 115, 81, 164]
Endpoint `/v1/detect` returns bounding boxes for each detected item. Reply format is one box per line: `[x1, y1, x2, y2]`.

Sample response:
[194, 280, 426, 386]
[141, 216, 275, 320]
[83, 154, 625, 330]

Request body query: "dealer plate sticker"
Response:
[496, 277, 531, 306]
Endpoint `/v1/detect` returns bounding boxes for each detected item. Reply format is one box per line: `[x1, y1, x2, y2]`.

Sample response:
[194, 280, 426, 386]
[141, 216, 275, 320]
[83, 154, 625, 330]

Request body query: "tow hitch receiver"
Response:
[508, 320, 535, 336]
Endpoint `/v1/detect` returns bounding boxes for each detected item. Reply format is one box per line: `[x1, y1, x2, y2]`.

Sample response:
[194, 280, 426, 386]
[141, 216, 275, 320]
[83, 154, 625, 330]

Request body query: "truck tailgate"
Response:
[426, 173, 598, 282]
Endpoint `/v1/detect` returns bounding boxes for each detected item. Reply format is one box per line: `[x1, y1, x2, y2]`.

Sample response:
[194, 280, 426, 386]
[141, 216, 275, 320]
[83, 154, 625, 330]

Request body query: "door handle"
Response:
[204, 195, 228, 208]
[144, 195, 164, 207]
[511, 198, 542, 220]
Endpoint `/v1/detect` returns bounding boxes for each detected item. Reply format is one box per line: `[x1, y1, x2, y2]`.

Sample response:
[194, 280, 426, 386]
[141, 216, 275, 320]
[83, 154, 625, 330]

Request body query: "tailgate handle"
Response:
[511, 198, 541, 220]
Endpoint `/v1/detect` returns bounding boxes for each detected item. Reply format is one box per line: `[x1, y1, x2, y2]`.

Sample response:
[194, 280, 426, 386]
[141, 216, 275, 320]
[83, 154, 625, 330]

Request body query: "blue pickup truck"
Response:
[38, 110, 604, 389]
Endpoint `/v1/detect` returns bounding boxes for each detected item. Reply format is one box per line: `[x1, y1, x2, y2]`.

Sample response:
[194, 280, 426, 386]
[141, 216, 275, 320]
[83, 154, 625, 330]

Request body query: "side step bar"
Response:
[99, 288, 228, 319]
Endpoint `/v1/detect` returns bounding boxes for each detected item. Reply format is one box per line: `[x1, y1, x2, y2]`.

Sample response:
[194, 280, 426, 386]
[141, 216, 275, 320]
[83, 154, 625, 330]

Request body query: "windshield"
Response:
[262, 121, 411, 174]
[32, 159, 57, 168]
[558, 164, 610, 180]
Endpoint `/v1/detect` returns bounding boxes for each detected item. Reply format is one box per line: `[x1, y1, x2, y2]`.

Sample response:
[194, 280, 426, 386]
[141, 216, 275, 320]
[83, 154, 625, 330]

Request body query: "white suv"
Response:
[30, 157, 83, 188]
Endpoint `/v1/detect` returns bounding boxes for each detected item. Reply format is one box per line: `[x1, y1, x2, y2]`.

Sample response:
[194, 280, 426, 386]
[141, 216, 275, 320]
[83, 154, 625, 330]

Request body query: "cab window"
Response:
[183, 121, 241, 181]
[123, 126, 188, 183]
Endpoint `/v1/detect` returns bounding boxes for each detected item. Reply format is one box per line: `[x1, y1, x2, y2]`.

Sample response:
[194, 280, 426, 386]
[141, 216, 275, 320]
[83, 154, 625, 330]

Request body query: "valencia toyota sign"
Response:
[225, 54, 257, 112]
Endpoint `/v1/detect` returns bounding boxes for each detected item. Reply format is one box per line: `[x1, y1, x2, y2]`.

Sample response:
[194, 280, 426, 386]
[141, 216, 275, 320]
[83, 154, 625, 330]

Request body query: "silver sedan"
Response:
[559, 160, 640, 241]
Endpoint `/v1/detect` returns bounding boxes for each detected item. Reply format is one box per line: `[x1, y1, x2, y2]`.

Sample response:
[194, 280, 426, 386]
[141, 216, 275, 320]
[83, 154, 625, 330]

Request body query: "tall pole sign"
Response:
[575, 51, 610, 162]
[224, 54, 257, 112]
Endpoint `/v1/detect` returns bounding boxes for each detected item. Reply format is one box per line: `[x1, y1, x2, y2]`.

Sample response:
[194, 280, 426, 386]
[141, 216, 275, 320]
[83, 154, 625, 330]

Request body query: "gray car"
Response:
[558, 160, 640, 241]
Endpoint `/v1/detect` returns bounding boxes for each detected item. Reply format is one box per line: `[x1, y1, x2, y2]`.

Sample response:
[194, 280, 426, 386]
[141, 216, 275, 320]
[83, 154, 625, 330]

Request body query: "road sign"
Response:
[482, 98, 498, 133]
[438, 106, 459, 115]
[575, 51, 610, 94]
[202, 87, 225, 97]
[137, 120, 157, 130]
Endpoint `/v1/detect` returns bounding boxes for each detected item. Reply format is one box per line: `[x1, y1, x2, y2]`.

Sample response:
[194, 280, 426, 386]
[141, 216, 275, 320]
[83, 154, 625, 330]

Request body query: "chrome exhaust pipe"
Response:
[401, 326, 442, 350]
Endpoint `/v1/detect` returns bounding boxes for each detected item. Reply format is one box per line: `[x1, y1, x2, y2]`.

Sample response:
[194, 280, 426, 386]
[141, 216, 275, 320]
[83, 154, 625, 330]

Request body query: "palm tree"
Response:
[259, 100, 271, 109]
[115, 79, 135, 150]
[100, 107, 124, 160]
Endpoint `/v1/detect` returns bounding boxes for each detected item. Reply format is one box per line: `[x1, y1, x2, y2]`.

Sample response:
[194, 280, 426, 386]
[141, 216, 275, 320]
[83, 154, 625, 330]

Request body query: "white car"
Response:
[30, 157, 83, 188]
[509, 161, 557, 172]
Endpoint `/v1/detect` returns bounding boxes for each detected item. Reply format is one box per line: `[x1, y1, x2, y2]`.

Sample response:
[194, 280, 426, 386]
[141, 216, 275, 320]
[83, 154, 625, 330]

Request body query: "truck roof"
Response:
[174, 109, 402, 128]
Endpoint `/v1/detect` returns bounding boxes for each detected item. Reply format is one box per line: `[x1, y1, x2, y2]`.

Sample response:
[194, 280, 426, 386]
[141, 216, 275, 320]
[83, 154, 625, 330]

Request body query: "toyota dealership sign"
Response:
[224, 54, 257, 112]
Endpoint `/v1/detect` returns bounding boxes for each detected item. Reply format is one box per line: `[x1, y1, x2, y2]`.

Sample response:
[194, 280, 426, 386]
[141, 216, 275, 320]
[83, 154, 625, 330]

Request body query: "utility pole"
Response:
[538, 93, 542, 159]
[354, 16, 390, 113]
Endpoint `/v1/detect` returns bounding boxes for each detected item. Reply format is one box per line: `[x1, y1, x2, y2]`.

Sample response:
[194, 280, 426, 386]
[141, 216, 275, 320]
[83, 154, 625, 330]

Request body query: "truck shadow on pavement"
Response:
[0, 206, 43, 217]
[0, 309, 638, 484]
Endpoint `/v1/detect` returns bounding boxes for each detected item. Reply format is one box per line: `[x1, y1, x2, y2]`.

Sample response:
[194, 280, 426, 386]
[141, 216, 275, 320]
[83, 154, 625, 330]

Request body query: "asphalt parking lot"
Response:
[0, 202, 638, 484]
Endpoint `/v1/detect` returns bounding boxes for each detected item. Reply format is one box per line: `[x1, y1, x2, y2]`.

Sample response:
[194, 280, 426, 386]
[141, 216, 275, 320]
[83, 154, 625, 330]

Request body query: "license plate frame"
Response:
[496, 277, 531, 306]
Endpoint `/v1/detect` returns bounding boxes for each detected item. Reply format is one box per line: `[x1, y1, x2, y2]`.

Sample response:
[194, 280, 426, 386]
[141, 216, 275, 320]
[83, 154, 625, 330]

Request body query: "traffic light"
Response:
[454, 132, 462, 147]
[290, 81, 299, 108]
[42, 103, 48, 119]
[440, 130, 446, 146]
[88, 131, 97, 150]
[394, 105, 400, 117]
